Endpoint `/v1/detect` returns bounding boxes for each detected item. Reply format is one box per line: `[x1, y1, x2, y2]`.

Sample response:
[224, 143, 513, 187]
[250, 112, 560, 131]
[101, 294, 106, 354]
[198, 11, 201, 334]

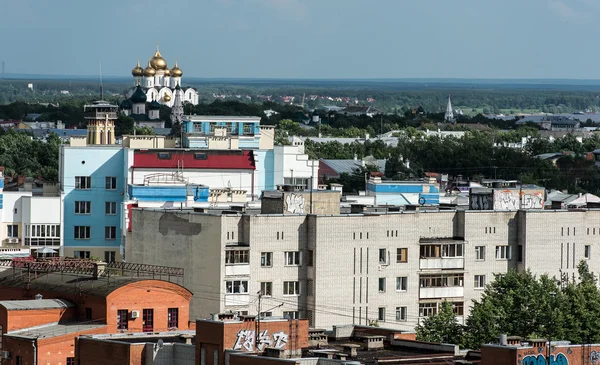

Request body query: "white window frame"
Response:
[225, 250, 249, 265]
[585, 245, 591, 260]
[378, 278, 386, 293]
[377, 307, 386, 321]
[396, 277, 407, 292]
[260, 282, 272, 297]
[104, 226, 117, 240]
[74, 226, 91, 240]
[75, 176, 91, 190]
[475, 246, 486, 261]
[7, 224, 19, 238]
[105, 202, 117, 215]
[396, 306, 407, 322]
[283, 311, 299, 319]
[283, 281, 300, 296]
[226, 280, 248, 294]
[105, 176, 117, 190]
[419, 303, 438, 317]
[74, 201, 91, 215]
[474, 275, 486, 289]
[284, 251, 301, 266]
[261, 252, 273, 267]
[495, 245, 512, 260]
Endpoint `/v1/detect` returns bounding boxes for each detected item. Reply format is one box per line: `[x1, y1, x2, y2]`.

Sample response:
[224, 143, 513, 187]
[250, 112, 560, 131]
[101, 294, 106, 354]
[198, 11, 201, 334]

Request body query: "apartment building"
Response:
[127, 190, 600, 331]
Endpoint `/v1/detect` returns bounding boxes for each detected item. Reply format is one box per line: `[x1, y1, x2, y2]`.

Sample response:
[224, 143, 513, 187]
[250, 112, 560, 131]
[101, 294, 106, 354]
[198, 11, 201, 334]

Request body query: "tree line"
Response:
[417, 262, 600, 349]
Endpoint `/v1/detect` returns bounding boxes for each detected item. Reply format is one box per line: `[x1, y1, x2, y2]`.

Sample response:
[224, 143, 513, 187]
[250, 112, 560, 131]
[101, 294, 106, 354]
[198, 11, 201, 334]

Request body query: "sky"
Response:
[1, 0, 600, 79]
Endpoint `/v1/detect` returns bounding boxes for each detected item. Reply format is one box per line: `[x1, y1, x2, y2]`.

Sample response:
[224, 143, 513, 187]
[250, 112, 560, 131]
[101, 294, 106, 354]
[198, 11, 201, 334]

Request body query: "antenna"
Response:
[99, 61, 104, 100]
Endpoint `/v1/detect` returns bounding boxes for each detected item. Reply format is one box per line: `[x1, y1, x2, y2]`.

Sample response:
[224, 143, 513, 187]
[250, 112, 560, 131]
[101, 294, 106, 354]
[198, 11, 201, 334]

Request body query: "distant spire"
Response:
[170, 86, 184, 125]
[444, 95, 454, 122]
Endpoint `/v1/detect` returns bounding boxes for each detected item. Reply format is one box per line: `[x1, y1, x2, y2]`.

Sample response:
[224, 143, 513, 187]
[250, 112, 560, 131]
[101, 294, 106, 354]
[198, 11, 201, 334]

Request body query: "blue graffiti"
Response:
[522, 353, 568, 365]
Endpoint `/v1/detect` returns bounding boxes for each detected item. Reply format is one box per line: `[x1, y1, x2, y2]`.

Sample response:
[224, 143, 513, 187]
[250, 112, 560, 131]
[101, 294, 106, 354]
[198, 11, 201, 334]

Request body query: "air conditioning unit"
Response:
[130, 310, 140, 319]
[7, 238, 18, 244]
[1, 351, 11, 360]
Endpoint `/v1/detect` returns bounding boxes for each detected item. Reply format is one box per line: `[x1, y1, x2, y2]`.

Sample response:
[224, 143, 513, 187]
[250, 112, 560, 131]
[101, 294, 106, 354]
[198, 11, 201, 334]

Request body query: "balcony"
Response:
[419, 257, 464, 270]
[419, 286, 464, 299]
[84, 112, 118, 120]
[225, 294, 250, 307]
[225, 264, 250, 276]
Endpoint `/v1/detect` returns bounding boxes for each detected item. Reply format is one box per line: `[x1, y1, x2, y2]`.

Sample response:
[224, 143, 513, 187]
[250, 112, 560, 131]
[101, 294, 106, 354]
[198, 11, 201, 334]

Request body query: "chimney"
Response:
[93, 261, 107, 280]
[499, 334, 508, 346]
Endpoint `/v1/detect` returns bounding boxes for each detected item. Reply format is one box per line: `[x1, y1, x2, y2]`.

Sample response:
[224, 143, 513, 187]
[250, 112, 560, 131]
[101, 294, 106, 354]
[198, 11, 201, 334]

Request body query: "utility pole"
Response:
[255, 291, 262, 351]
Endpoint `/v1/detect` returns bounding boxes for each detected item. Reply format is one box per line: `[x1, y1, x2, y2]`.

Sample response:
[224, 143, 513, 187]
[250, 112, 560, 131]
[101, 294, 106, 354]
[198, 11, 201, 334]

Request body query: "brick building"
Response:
[0, 259, 192, 365]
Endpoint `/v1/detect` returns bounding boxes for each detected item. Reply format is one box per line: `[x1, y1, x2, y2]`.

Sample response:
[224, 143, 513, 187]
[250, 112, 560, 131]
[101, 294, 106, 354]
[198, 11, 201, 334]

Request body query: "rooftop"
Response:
[0, 298, 74, 311]
[82, 330, 195, 344]
[184, 115, 261, 121]
[6, 322, 106, 339]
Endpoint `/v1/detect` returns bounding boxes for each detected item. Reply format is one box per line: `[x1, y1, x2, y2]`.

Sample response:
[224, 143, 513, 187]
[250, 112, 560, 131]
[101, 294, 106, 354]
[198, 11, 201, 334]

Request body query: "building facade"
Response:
[127, 206, 600, 332]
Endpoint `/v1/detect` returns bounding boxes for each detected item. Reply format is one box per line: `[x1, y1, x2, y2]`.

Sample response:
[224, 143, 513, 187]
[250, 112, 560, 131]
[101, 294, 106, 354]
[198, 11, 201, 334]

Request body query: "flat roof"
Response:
[82, 330, 195, 344]
[7, 322, 106, 339]
[0, 299, 74, 311]
[184, 115, 261, 121]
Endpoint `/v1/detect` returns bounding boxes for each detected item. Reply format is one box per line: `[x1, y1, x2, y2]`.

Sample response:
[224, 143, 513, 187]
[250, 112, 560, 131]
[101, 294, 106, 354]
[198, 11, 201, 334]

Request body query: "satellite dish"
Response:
[157, 339, 164, 348]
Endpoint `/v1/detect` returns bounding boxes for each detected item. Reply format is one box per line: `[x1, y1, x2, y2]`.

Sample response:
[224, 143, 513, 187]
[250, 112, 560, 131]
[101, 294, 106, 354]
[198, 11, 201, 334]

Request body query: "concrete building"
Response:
[0, 171, 62, 258]
[127, 200, 600, 332]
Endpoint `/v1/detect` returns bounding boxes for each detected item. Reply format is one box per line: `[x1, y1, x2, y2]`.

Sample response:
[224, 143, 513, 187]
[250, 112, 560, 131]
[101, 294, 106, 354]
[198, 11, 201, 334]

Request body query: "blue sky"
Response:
[1, 0, 599, 79]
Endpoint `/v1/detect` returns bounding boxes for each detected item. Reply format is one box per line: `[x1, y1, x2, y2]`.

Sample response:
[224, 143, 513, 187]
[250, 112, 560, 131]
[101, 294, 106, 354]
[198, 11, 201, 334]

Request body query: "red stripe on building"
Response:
[132, 150, 256, 170]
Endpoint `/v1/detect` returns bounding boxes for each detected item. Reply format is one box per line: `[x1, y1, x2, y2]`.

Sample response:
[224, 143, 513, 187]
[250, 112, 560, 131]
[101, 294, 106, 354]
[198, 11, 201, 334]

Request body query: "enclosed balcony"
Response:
[419, 238, 465, 270]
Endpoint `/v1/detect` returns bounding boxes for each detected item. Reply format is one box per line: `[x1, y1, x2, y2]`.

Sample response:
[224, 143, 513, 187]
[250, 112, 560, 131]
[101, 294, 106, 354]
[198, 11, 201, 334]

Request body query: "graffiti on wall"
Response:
[285, 193, 305, 214]
[233, 329, 289, 352]
[492, 189, 544, 211]
[521, 353, 568, 365]
[470, 194, 493, 210]
[591, 351, 600, 364]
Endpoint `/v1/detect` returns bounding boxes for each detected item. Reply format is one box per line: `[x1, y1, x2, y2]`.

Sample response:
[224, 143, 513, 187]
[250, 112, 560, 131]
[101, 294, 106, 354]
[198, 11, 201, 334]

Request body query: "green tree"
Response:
[115, 114, 134, 136]
[416, 301, 464, 344]
[134, 126, 155, 135]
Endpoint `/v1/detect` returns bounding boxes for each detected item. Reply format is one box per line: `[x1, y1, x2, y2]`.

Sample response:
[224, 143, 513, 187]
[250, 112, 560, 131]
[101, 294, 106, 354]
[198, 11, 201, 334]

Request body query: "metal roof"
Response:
[0, 299, 75, 311]
[320, 159, 386, 175]
[7, 322, 106, 339]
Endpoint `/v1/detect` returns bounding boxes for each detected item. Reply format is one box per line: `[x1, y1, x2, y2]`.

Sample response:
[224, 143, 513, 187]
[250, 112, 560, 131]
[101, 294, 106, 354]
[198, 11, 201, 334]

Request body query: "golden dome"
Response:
[150, 47, 168, 70]
[131, 59, 143, 77]
[143, 60, 156, 77]
[170, 61, 183, 77]
[164, 68, 171, 77]
[163, 94, 172, 102]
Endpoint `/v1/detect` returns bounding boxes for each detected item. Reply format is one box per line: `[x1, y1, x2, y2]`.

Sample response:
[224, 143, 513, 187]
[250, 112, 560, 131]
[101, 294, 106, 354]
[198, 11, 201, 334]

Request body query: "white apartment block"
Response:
[128, 205, 600, 331]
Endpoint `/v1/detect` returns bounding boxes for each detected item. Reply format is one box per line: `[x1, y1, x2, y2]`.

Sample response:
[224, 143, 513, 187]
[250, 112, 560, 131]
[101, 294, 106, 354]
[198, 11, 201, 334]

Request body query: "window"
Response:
[105, 176, 117, 190]
[378, 278, 386, 292]
[74, 251, 90, 259]
[283, 281, 300, 296]
[243, 123, 254, 135]
[285, 251, 301, 266]
[75, 176, 91, 189]
[168, 308, 179, 329]
[260, 282, 272, 296]
[307, 250, 314, 266]
[105, 201, 117, 215]
[261, 252, 273, 267]
[419, 303, 438, 317]
[276, 231, 284, 240]
[143, 309, 154, 332]
[474, 275, 486, 289]
[158, 152, 171, 160]
[16, 357, 23, 365]
[225, 250, 249, 264]
[396, 248, 408, 263]
[441, 243, 464, 257]
[453, 302, 464, 316]
[104, 251, 116, 263]
[226, 280, 248, 294]
[283, 311, 299, 319]
[396, 306, 407, 321]
[585, 245, 591, 259]
[85, 307, 92, 320]
[74, 226, 91, 240]
[495, 246, 512, 260]
[117, 309, 128, 330]
[260, 312, 272, 318]
[475, 246, 485, 261]
[105, 226, 117, 240]
[194, 153, 207, 160]
[7, 224, 18, 238]
[396, 277, 407, 291]
[74, 201, 91, 214]
[379, 249, 387, 264]
[420, 274, 464, 288]
[378, 307, 385, 321]
[66, 358, 75, 365]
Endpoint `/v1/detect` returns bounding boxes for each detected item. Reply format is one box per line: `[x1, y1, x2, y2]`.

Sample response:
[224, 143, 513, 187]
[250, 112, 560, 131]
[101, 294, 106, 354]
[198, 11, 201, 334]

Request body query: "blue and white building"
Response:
[366, 176, 440, 206]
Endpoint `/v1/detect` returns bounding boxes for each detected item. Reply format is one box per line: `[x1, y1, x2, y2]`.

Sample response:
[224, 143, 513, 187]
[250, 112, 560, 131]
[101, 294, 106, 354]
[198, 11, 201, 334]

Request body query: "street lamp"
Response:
[548, 292, 557, 365]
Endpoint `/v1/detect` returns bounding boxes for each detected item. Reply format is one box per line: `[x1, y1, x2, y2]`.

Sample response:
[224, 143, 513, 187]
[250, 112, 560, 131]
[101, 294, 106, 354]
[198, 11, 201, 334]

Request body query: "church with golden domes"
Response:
[126, 46, 199, 107]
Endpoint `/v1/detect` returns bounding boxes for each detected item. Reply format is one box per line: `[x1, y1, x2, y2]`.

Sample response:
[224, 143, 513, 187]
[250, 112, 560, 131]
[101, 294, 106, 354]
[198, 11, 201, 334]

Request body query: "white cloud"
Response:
[548, 0, 592, 21]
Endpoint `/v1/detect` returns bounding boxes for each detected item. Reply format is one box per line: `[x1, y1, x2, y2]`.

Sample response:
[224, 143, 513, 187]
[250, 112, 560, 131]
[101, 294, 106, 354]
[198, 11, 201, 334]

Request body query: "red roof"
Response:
[133, 150, 256, 170]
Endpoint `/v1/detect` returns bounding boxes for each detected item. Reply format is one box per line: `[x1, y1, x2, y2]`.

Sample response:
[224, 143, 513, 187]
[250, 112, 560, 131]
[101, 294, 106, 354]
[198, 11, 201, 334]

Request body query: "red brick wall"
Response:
[35, 326, 107, 365]
[105, 280, 192, 333]
[75, 337, 132, 365]
[3, 307, 76, 332]
[196, 319, 309, 365]
[482, 344, 600, 365]
[229, 353, 300, 365]
[2, 337, 35, 365]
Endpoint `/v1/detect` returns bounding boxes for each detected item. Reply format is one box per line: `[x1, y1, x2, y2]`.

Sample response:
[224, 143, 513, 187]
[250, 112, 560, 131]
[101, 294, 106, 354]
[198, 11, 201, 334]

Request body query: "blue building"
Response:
[366, 176, 440, 206]
[59, 146, 124, 261]
[182, 116, 262, 149]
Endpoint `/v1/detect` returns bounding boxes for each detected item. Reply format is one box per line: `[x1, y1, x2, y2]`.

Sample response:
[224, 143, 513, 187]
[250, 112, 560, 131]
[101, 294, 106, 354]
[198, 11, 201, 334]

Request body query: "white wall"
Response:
[2, 192, 30, 222]
[131, 169, 254, 195]
[21, 196, 61, 224]
[273, 146, 318, 189]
